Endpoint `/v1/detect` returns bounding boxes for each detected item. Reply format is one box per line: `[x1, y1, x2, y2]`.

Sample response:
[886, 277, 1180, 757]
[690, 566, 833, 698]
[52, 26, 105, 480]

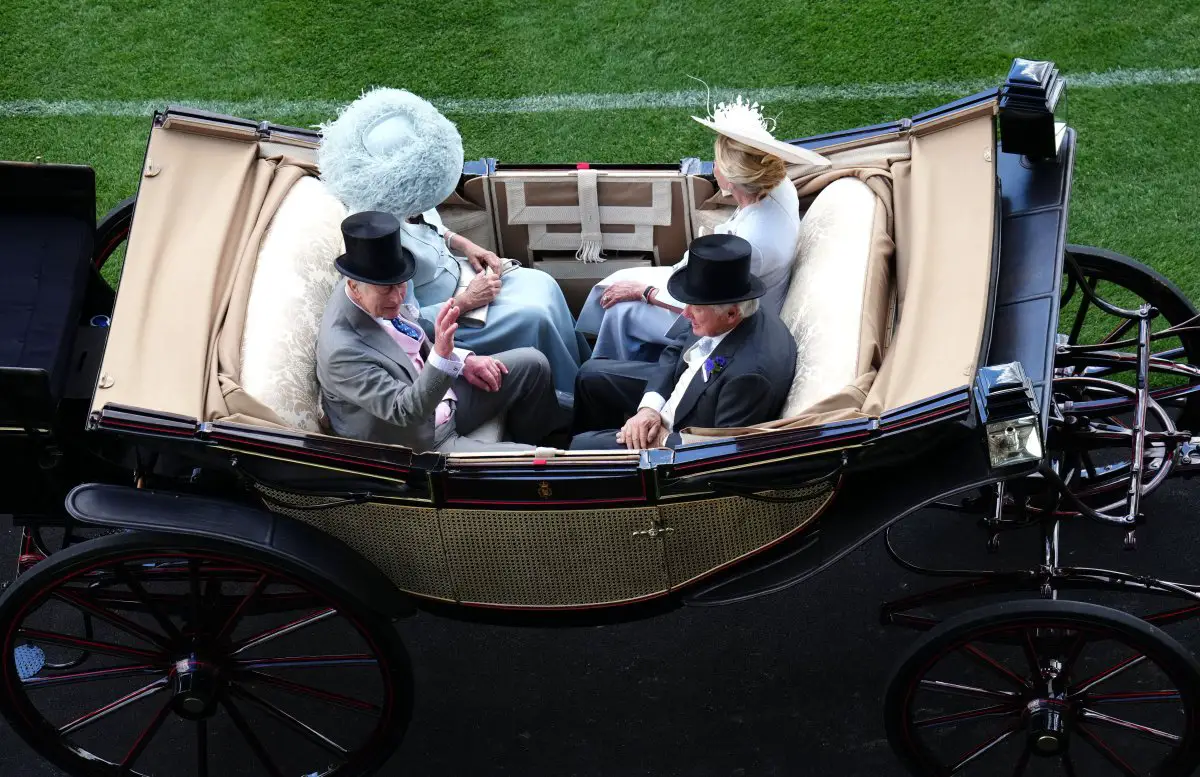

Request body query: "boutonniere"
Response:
[702, 356, 728, 383]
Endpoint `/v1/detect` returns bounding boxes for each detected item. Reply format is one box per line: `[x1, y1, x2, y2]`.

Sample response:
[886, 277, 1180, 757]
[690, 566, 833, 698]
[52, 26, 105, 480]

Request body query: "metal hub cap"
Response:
[1025, 699, 1069, 757]
[171, 657, 220, 719]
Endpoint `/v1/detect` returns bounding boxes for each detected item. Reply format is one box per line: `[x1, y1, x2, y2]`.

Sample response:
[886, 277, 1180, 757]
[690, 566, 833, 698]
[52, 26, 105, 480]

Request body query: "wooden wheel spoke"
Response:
[235, 654, 377, 671]
[914, 702, 1020, 729]
[230, 608, 337, 656]
[1061, 752, 1078, 777]
[197, 719, 208, 777]
[1079, 708, 1180, 746]
[119, 698, 173, 770]
[1086, 690, 1181, 705]
[242, 670, 380, 714]
[918, 678, 1018, 702]
[949, 721, 1022, 774]
[115, 567, 184, 643]
[18, 627, 162, 662]
[1077, 724, 1146, 777]
[23, 663, 160, 689]
[961, 643, 1031, 689]
[221, 696, 285, 777]
[231, 684, 349, 758]
[1012, 745, 1031, 777]
[58, 677, 169, 736]
[51, 589, 170, 649]
[1071, 654, 1146, 696]
[216, 572, 269, 641]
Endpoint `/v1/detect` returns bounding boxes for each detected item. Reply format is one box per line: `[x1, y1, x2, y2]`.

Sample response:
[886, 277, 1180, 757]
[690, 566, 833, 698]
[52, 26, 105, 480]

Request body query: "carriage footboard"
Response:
[63, 483, 414, 619]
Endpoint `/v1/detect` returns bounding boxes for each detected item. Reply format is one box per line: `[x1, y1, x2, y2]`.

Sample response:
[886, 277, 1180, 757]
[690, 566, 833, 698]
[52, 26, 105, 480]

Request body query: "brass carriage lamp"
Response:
[973, 362, 1044, 468]
[998, 58, 1067, 161]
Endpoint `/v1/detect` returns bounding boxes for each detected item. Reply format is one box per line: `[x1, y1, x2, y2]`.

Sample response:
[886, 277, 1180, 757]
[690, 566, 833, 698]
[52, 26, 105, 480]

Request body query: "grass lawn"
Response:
[2, 0, 1200, 296]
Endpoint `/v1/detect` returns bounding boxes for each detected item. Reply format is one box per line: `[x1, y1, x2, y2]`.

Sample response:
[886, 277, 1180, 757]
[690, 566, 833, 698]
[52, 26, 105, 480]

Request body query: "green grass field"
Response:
[3, 0, 1200, 298]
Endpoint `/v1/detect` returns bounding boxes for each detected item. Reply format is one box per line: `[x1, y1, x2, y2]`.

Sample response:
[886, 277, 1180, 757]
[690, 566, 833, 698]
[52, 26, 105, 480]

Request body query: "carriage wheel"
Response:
[1042, 376, 1177, 519]
[884, 600, 1200, 777]
[0, 530, 412, 777]
[1059, 245, 1200, 432]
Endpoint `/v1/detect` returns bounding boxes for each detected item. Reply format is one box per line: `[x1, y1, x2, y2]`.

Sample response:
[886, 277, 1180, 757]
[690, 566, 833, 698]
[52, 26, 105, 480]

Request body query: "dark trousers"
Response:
[569, 358, 659, 450]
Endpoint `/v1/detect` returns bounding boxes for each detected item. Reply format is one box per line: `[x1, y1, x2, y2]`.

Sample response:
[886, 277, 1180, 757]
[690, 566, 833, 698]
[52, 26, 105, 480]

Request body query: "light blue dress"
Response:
[575, 178, 802, 361]
[399, 208, 591, 395]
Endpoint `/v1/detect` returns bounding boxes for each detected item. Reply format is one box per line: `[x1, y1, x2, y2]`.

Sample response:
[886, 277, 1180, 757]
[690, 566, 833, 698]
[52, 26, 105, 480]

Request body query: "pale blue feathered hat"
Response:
[318, 87, 465, 219]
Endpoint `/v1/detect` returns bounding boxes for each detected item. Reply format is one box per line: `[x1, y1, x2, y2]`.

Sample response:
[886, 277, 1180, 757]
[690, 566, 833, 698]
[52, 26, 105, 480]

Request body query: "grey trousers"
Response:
[433, 347, 570, 452]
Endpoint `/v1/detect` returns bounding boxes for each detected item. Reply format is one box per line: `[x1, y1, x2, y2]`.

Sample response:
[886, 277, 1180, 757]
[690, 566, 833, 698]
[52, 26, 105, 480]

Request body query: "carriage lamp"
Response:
[974, 362, 1045, 468]
[998, 58, 1067, 160]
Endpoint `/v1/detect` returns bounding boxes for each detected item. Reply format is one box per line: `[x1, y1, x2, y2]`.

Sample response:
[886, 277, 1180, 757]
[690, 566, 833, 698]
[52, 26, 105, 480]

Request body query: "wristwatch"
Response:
[643, 285, 656, 303]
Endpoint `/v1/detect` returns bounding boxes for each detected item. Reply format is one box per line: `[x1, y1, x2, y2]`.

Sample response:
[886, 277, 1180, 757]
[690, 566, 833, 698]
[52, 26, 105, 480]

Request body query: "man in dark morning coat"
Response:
[570, 234, 797, 450]
[316, 211, 569, 453]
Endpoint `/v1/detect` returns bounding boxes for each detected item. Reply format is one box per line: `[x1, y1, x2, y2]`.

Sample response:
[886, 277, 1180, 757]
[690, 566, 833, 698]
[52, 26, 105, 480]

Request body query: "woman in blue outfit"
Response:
[318, 86, 589, 396]
[576, 96, 829, 362]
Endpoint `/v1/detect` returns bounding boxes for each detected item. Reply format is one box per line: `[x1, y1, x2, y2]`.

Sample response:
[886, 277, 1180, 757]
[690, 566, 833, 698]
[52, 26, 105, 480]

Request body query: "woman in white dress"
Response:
[575, 98, 829, 361]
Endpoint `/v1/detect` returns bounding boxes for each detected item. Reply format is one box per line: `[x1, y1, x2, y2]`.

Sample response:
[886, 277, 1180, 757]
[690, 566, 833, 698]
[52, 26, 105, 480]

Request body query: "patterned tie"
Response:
[390, 317, 424, 341]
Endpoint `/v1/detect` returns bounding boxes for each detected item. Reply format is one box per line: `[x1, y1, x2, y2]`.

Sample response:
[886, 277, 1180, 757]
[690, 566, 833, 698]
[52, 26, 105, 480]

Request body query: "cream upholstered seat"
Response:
[240, 175, 505, 443]
[777, 177, 891, 417]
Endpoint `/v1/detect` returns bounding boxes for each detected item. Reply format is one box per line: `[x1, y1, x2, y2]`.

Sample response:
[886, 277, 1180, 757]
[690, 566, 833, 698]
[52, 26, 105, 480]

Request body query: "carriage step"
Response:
[14, 644, 45, 680]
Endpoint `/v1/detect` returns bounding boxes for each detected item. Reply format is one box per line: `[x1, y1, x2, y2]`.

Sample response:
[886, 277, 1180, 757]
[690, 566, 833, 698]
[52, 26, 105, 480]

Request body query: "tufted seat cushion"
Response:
[241, 176, 347, 432]
[778, 177, 892, 417]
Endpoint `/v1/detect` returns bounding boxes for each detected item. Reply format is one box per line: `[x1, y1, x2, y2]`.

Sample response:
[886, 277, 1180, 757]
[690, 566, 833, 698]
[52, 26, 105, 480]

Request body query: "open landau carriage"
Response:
[6, 58, 1200, 776]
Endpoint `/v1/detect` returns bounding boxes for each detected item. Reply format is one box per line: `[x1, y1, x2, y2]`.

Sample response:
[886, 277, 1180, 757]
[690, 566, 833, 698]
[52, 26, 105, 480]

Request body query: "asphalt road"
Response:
[3, 478, 1200, 777]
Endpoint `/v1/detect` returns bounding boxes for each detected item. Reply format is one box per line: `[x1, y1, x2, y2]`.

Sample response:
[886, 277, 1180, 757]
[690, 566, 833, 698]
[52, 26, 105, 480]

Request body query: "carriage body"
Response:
[8, 59, 1200, 777]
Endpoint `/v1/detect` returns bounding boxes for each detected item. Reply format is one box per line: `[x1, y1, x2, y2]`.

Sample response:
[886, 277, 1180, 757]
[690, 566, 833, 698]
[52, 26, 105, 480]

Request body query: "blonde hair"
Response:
[714, 135, 787, 203]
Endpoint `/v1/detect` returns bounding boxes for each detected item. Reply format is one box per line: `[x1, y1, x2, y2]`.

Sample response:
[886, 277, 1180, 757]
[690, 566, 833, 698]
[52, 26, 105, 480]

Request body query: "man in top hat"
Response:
[316, 211, 569, 453]
[569, 234, 797, 450]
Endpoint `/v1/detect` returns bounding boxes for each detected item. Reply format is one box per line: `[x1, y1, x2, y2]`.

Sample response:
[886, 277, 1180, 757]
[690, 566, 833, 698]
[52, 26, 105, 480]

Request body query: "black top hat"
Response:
[334, 211, 417, 286]
[667, 233, 765, 305]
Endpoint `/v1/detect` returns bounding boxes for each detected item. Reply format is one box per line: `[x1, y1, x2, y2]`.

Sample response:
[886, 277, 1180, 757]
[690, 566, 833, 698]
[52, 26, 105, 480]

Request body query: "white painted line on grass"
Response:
[3, 67, 1199, 119]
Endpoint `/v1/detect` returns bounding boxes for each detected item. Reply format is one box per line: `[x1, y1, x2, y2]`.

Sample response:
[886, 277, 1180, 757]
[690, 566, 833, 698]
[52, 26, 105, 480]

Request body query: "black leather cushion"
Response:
[0, 212, 93, 400]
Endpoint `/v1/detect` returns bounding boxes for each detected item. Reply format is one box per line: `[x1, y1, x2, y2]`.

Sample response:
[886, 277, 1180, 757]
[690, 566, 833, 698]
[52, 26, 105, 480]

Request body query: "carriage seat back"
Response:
[776, 176, 894, 418]
[240, 175, 505, 443]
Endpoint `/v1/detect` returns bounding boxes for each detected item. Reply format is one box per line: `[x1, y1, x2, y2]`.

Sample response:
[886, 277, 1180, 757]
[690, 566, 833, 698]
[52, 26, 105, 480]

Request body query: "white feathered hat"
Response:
[318, 87, 465, 219]
[692, 95, 831, 169]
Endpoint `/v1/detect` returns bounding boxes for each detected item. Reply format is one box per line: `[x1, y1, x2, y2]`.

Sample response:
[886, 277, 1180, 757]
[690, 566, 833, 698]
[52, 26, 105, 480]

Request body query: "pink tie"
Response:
[382, 320, 455, 426]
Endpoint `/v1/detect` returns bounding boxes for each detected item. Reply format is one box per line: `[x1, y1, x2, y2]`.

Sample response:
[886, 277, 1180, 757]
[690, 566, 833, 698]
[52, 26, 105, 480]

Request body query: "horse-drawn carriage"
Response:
[4, 58, 1200, 775]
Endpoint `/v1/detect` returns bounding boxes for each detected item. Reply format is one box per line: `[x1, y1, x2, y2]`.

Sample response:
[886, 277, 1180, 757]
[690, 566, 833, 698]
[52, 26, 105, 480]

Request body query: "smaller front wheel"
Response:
[885, 599, 1200, 777]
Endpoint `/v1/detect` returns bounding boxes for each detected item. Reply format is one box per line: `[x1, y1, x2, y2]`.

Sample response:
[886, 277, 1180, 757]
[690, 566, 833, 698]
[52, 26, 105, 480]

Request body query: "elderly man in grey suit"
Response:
[316, 211, 567, 453]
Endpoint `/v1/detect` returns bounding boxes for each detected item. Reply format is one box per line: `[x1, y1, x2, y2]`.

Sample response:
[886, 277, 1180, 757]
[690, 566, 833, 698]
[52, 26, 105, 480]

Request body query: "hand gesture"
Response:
[466, 245, 504, 275]
[458, 271, 502, 311]
[463, 354, 508, 392]
[434, 300, 460, 358]
[600, 281, 646, 309]
[615, 407, 663, 450]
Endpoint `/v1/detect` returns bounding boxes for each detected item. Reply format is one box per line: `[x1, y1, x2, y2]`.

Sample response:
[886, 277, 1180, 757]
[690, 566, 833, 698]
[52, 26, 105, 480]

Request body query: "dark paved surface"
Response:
[4, 478, 1200, 776]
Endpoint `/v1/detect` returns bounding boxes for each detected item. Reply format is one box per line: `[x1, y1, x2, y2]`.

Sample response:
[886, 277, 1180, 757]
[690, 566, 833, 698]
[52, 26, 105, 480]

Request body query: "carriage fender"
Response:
[63, 483, 415, 620]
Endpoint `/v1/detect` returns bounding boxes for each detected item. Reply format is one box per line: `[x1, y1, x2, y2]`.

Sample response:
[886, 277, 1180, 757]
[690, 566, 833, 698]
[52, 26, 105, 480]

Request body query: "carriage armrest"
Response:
[64, 483, 414, 619]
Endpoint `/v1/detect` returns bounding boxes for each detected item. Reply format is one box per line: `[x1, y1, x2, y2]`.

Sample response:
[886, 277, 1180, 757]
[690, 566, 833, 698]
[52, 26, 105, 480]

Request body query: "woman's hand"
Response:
[455, 272, 502, 310]
[463, 244, 504, 275]
[600, 281, 647, 309]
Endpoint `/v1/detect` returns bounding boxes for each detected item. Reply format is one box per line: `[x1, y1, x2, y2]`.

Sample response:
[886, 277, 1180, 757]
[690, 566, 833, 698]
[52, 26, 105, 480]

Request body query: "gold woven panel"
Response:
[657, 483, 834, 588]
[259, 482, 835, 608]
[258, 488, 456, 601]
[439, 506, 667, 606]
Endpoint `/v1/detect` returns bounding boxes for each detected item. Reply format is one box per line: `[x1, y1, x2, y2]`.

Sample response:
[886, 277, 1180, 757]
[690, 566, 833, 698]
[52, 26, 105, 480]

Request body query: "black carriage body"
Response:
[0, 67, 1077, 623]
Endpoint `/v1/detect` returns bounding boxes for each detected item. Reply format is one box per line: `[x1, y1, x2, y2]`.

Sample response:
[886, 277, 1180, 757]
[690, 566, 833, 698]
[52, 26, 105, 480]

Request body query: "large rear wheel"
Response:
[0, 530, 412, 777]
[885, 599, 1200, 777]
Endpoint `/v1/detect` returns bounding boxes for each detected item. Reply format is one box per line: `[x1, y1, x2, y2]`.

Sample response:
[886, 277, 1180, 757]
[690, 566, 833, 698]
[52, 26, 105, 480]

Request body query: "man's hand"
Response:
[600, 281, 647, 309]
[433, 300, 460, 358]
[456, 272, 502, 310]
[615, 407, 663, 450]
[465, 245, 504, 275]
[463, 354, 508, 392]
